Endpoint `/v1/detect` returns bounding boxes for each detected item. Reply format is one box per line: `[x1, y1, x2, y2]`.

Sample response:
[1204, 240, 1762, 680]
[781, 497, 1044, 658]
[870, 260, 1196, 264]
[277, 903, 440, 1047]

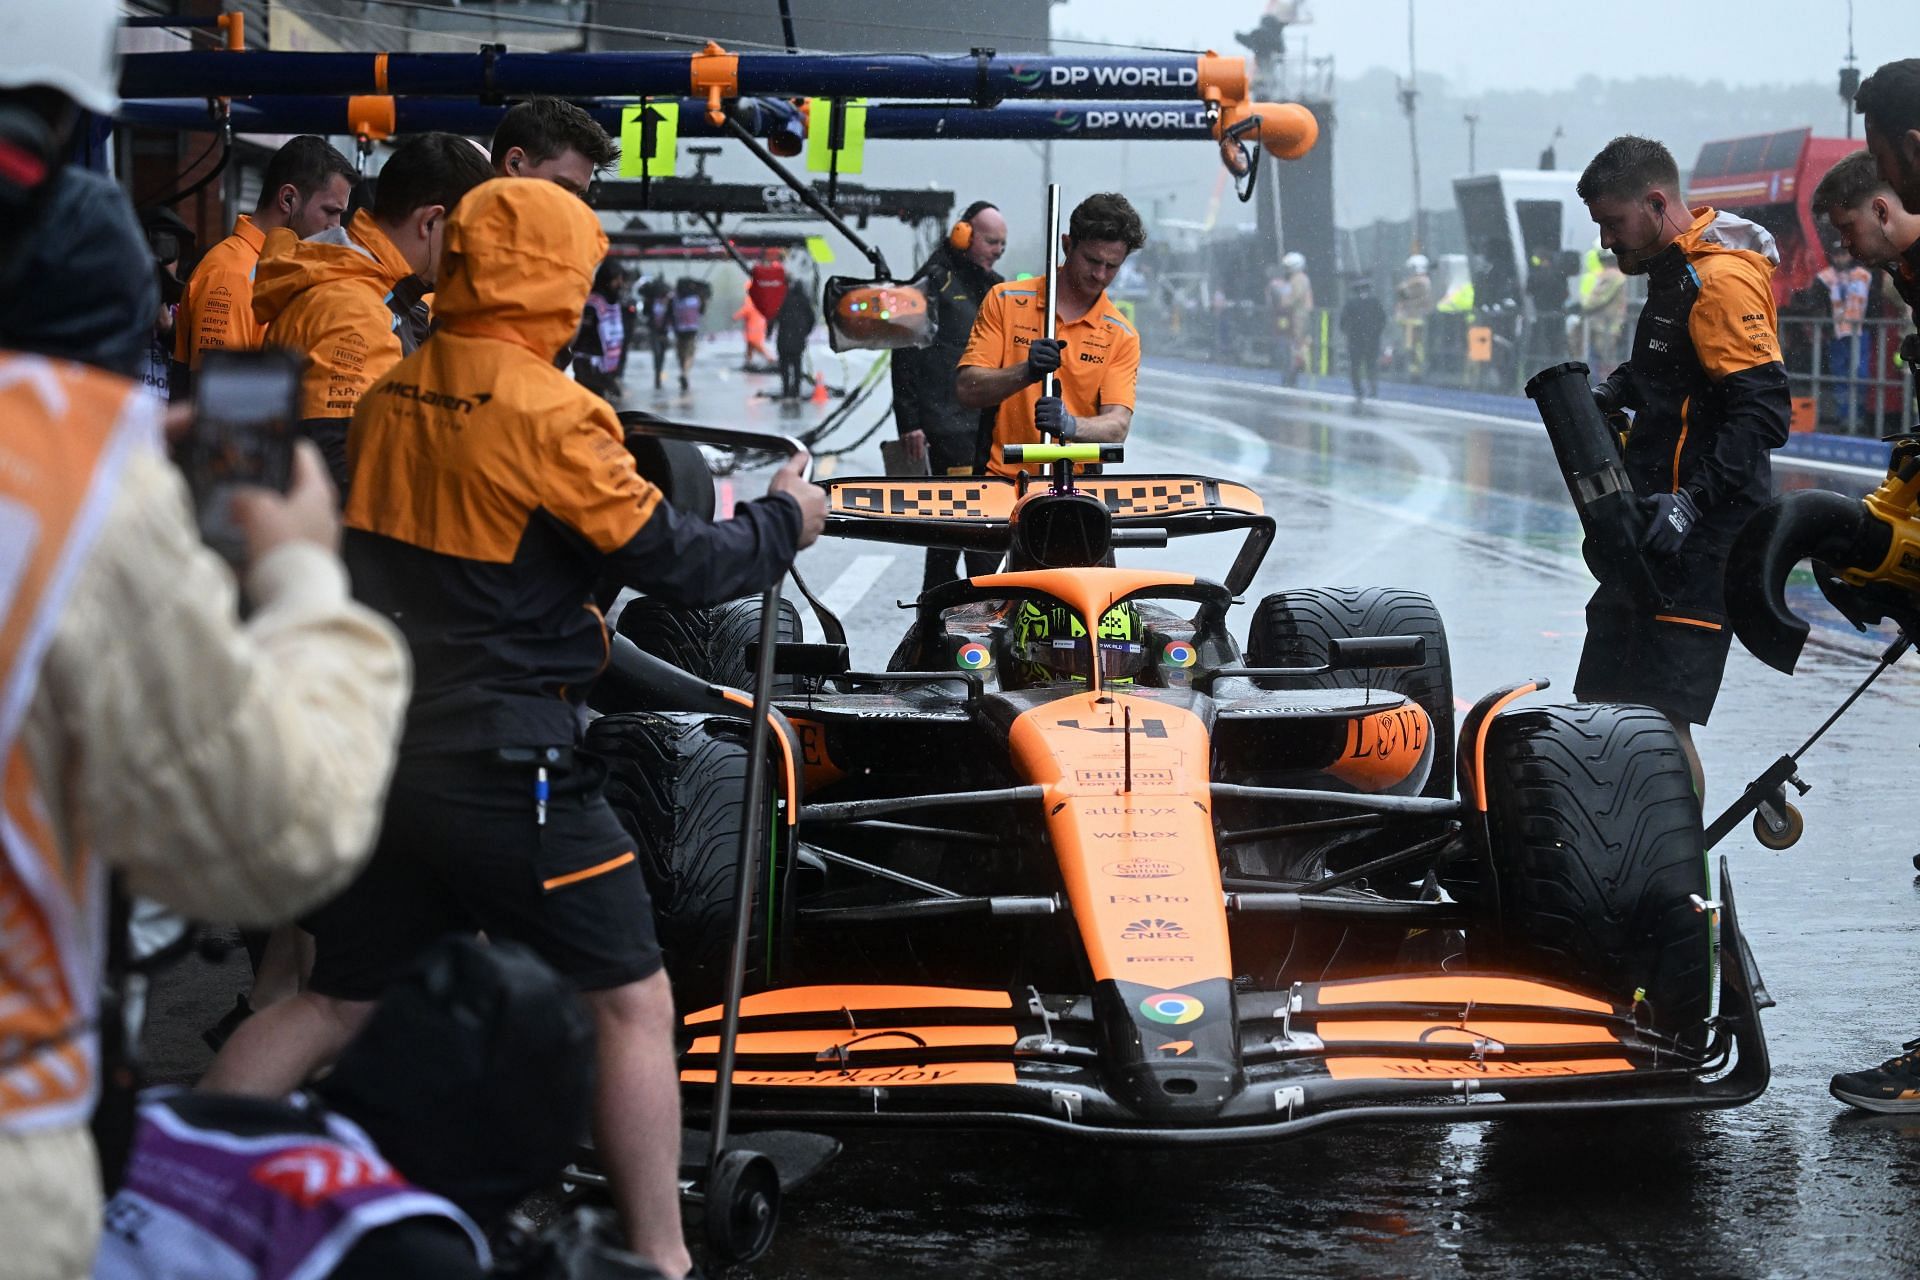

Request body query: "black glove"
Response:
[1639, 490, 1700, 558]
[1592, 381, 1624, 416]
[1034, 395, 1077, 440]
[1025, 337, 1064, 382]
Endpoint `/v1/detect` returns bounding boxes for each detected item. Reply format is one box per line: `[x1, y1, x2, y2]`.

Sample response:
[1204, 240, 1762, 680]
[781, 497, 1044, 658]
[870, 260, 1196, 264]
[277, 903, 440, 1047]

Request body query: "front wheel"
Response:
[1475, 702, 1712, 1052]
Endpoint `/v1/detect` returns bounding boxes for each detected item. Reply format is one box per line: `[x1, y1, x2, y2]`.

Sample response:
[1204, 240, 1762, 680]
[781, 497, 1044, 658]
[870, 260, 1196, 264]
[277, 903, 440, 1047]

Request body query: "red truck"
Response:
[1685, 128, 1858, 307]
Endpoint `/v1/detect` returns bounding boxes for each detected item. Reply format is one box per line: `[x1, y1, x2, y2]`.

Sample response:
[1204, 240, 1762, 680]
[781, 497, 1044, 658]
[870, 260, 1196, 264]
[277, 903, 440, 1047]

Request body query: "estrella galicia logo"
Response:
[1121, 917, 1191, 941]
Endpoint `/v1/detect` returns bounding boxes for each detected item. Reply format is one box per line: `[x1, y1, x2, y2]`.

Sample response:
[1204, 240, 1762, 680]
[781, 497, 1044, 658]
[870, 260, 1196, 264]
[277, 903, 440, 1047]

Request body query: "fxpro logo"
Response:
[1049, 64, 1199, 90]
[1079, 108, 1207, 132]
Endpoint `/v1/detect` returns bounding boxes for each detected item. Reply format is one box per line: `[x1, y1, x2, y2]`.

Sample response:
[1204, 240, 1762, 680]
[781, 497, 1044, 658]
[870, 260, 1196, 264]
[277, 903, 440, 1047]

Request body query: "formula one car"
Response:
[588, 441, 1770, 1144]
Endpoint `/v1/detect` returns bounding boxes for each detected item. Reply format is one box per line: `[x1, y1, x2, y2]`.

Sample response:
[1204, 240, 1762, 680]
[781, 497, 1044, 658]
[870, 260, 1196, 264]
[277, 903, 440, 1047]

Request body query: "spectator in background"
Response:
[1817, 244, 1875, 429]
[1394, 253, 1433, 377]
[489, 96, 619, 198]
[574, 259, 630, 404]
[775, 272, 817, 402]
[0, 10, 409, 1270]
[641, 277, 673, 391]
[1339, 277, 1387, 412]
[172, 136, 357, 397]
[254, 133, 493, 492]
[1275, 250, 1314, 386]
[1578, 246, 1630, 378]
[669, 276, 708, 393]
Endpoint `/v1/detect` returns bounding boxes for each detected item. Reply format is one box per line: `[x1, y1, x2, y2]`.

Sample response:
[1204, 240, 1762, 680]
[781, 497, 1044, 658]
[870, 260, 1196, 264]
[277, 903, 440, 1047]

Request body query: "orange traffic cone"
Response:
[810, 374, 830, 405]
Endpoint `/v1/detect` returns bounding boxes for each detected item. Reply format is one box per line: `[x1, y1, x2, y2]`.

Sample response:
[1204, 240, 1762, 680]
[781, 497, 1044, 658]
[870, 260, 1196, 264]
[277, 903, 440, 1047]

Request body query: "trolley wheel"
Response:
[1752, 801, 1805, 851]
[704, 1149, 780, 1264]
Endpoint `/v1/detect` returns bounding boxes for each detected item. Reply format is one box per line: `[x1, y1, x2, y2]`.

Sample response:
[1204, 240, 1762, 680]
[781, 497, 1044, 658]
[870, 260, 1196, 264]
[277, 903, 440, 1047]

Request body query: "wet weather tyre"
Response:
[616, 594, 803, 694]
[587, 710, 762, 1012]
[1478, 703, 1712, 1053]
[1246, 586, 1455, 797]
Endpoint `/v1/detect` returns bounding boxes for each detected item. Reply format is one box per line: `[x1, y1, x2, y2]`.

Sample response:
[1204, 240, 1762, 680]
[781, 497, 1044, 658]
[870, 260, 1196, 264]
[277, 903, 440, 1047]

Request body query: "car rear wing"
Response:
[822, 473, 1277, 595]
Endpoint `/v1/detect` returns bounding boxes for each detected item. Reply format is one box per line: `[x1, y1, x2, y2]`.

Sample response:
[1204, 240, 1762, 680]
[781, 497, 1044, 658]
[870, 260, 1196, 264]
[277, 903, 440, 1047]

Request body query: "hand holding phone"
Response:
[183, 350, 305, 565]
[229, 442, 340, 562]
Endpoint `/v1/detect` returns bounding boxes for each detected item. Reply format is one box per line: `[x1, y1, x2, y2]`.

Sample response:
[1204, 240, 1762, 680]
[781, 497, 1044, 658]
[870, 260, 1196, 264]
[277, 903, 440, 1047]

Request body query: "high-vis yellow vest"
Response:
[0, 353, 154, 1133]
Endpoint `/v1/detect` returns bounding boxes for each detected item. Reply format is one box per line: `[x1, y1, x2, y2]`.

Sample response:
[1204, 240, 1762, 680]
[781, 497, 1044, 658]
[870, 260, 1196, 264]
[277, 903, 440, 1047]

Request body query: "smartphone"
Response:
[183, 349, 302, 565]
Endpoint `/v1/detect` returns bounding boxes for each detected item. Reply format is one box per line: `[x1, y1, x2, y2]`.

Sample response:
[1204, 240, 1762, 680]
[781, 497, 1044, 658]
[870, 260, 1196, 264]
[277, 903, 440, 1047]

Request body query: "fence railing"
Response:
[1136, 296, 1919, 438]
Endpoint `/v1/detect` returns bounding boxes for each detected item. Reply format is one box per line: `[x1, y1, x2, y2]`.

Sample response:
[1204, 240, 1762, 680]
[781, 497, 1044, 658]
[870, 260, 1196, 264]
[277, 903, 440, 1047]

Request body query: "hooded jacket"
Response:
[0, 167, 158, 380]
[343, 179, 801, 754]
[1595, 208, 1791, 523]
[254, 210, 421, 489]
[173, 213, 267, 372]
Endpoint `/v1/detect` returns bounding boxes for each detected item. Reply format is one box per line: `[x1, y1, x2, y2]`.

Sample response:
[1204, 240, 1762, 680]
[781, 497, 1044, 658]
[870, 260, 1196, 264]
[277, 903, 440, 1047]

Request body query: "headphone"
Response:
[950, 199, 997, 252]
[1624, 192, 1677, 258]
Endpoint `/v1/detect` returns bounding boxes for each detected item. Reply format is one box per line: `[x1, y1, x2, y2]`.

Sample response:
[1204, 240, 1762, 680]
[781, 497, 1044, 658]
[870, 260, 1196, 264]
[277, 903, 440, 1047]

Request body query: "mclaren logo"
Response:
[377, 382, 493, 413]
[1121, 917, 1191, 940]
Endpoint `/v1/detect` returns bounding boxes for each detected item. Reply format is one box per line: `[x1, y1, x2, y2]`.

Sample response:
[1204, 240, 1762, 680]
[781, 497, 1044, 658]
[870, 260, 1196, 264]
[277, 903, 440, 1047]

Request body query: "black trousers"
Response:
[1349, 341, 1381, 399]
[778, 349, 805, 398]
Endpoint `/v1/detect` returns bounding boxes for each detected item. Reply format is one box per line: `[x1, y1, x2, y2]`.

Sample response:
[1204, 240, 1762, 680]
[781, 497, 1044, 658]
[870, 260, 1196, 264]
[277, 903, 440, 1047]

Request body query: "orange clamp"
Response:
[690, 40, 739, 126]
[347, 95, 396, 143]
[373, 52, 390, 94]
[216, 10, 245, 52]
[1195, 50, 1248, 111]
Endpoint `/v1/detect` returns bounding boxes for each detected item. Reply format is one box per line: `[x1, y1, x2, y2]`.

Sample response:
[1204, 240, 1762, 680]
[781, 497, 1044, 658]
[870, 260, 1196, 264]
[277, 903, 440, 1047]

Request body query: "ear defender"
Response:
[949, 219, 973, 252]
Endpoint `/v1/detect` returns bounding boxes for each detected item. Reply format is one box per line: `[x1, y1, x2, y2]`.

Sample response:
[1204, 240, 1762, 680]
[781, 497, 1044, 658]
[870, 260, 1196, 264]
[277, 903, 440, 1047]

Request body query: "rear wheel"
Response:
[616, 594, 803, 694]
[1476, 703, 1712, 1052]
[588, 710, 767, 1011]
[1246, 586, 1454, 797]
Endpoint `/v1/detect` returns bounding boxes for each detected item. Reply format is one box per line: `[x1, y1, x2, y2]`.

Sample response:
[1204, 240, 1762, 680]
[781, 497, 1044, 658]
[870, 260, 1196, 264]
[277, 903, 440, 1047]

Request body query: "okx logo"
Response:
[1121, 917, 1191, 941]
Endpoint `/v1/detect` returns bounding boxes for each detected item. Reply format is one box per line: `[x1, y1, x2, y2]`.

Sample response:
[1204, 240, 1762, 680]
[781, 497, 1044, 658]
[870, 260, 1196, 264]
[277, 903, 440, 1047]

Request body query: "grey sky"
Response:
[1054, 0, 1908, 95]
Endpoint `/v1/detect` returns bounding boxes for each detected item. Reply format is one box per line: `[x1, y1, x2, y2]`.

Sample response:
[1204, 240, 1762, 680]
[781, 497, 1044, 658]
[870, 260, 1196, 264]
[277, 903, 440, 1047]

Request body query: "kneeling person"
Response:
[200, 179, 826, 1280]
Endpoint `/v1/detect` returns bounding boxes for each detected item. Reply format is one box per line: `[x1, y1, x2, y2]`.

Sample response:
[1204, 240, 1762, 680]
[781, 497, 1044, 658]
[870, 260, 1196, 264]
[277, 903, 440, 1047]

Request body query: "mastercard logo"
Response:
[1162, 641, 1197, 668]
[1139, 992, 1204, 1025]
[956, 642, 991, 669]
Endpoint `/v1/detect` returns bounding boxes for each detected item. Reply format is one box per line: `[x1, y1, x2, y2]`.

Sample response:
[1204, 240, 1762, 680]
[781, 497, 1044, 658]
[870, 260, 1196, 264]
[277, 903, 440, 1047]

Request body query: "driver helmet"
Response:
[1010, 599, 1146, 687]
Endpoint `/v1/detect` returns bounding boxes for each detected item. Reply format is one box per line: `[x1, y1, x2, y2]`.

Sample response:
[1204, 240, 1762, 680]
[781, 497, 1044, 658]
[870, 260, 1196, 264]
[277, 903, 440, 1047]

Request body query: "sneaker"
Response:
[200, 992, 254, 1053]
[1830, 1037, 1920, 1112]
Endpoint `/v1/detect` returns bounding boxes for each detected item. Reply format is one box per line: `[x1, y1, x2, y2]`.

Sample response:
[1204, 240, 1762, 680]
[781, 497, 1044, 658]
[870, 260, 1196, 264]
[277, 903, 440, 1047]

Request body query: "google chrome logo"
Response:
[1140, 992, 1204, 1025]
[1162, 641, 1196, 668]
[956, 642, 991, 669]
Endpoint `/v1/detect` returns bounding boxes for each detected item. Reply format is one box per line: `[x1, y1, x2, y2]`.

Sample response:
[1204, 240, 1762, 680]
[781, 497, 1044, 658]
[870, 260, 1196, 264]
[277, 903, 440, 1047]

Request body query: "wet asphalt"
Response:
[142, 344, 1920, 1278]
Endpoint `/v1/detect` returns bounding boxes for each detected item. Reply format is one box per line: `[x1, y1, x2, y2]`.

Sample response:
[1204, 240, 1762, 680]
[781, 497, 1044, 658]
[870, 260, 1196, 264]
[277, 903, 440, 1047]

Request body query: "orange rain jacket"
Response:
[254, 210, 425, 490]
[343, 179, 802, 753]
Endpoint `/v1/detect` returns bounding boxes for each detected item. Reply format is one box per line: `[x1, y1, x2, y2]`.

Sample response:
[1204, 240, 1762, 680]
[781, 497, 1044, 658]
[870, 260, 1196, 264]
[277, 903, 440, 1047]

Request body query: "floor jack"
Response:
[1704, 630, 1911, 852]
[561, 422, 837, 1267]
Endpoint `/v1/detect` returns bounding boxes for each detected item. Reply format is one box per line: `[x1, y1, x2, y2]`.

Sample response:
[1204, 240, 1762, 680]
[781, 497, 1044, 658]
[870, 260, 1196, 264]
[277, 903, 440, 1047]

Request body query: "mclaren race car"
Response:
[589, 441, 1770, 1144]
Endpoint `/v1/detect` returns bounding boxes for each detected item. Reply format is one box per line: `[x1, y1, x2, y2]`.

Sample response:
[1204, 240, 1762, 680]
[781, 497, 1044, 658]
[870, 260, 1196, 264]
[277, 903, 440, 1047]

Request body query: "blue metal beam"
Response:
[118, 51, 1211, 102]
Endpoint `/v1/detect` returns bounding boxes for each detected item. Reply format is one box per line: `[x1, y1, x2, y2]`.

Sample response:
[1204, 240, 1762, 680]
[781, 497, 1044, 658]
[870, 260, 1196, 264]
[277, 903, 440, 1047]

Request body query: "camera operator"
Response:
[0, 7, 410, 1274]
[1574, 136, 1791, 794]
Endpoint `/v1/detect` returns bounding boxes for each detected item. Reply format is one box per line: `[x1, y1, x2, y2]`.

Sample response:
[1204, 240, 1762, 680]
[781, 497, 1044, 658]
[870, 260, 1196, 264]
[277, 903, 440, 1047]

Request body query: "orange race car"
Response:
[587, 441, 1770, 1145]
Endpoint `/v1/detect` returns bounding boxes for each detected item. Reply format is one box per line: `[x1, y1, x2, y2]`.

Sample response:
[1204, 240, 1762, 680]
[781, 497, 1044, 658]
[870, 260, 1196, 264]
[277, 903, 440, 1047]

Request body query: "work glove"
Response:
[1592, 381, 1626, 416]
[1639, 490, 1700, 558]
[1025, 337, 1065, 383]
[1034, 395, 1077, 440]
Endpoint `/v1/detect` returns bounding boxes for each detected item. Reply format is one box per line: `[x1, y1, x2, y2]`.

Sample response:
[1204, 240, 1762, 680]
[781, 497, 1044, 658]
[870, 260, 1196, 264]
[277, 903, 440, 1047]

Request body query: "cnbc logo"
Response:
[1121, 917, 1191, 941]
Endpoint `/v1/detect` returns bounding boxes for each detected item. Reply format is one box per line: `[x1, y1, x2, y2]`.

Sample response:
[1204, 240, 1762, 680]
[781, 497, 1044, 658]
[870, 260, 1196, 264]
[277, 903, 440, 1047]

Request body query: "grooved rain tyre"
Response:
[588, 711, 762, 1012]
[1479, 702, 1711, 1052]
[616, 595, 803, 694]
[1246, 586, 1455, 797]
